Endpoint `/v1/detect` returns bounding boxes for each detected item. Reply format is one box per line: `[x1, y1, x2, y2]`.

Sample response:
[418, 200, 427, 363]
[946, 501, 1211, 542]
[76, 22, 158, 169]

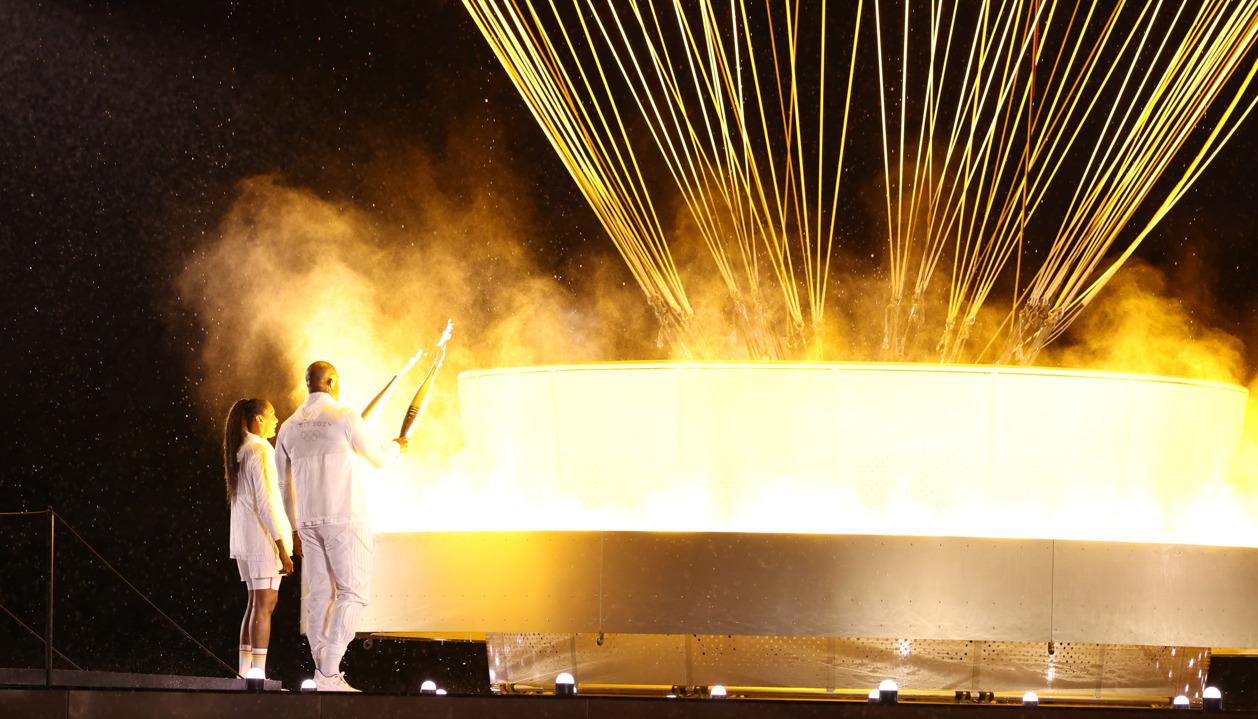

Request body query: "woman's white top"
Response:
[229, 432, 293, 560]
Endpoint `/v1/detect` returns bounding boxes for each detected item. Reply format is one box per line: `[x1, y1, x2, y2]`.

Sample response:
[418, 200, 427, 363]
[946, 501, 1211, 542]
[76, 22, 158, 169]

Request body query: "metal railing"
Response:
[0, 507, 236, 686]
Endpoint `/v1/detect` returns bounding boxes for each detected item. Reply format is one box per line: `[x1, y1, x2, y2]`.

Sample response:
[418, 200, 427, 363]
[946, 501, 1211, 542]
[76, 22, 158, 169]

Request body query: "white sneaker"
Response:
[315, 671, 361, 693]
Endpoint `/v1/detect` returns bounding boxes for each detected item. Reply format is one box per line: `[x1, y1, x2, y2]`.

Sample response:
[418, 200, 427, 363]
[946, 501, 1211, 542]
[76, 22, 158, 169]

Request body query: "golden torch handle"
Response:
[362, 341, 431, 419]
[398, 320, 454, 439]
[361, 375, 398, 419]
[399, 347, 445, 438]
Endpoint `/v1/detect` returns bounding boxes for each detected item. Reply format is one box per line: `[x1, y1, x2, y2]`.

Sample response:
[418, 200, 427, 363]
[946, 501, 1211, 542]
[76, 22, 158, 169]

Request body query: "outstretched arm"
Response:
[349, 413, 404, 468]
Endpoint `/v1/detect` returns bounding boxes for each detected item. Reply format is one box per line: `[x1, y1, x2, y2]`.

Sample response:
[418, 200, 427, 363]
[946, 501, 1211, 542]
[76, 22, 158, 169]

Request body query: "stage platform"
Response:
[3, 687, 1258, 719]
[0, 667, 281, 692]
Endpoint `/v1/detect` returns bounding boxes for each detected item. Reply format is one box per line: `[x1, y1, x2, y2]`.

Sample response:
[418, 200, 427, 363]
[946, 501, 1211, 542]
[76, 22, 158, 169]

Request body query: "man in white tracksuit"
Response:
[276, 361, 406, 692]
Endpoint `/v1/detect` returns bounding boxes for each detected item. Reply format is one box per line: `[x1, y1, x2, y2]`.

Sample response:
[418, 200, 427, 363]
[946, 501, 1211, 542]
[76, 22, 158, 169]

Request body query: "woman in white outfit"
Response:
[225, 398, 294, 679]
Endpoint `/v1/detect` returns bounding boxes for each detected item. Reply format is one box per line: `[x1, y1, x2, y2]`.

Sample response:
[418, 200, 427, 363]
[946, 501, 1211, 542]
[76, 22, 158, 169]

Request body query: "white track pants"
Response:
[299, 522, 373, 676]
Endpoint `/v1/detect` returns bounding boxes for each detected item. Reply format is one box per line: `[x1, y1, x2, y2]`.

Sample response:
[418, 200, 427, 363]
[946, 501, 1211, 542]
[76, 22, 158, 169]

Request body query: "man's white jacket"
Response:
[276, 392, 399, 528]
[230, 432, 293, 560]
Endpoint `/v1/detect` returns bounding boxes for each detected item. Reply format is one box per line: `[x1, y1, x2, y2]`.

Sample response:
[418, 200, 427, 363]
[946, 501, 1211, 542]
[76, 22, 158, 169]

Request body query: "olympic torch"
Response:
[362, 345, 426, 420]
[398, 320, 454, 439]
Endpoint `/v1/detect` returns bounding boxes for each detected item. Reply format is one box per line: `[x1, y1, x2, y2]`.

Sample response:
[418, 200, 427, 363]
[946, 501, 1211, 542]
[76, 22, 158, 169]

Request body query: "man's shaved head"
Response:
[306, 361, 339, 398]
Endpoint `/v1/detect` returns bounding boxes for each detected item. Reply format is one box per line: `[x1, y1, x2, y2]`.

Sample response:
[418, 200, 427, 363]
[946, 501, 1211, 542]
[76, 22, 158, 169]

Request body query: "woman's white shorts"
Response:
[237, 558, 282, 591]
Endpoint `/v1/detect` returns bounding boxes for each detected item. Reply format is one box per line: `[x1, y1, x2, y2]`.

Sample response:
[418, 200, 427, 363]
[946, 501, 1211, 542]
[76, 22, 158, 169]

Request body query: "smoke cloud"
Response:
[175, 135, 1255, 534]
[1042, 259, 1247, 385]
[175, 140, 656, 463]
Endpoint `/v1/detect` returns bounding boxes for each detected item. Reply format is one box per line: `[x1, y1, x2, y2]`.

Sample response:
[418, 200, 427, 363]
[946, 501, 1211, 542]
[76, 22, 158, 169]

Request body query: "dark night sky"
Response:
[2, 0, 1257, 692]
[0, 0, 575, 691]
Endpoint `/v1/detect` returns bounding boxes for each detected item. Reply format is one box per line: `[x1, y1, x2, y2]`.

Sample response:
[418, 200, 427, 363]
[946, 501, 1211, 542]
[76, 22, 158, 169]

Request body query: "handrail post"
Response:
[45, 507, 55, 688]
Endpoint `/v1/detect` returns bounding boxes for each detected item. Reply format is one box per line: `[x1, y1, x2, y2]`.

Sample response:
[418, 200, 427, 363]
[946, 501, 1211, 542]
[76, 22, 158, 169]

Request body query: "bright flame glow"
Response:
[879, 679, 898, 692]
[367, 362, 1255, 548]
[300, 678, 316, 690]
[178, 166, 1258, 551]
[1023, 692, 1039, 704]
[246, 667, 265, 680]
[1204, 687, 1222, 699]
